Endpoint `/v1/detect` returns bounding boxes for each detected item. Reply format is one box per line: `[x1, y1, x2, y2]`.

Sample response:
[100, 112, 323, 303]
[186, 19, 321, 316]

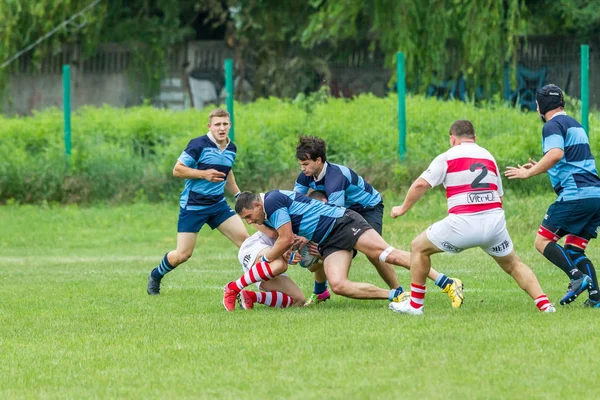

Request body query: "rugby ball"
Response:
[298, 244, 318, 268]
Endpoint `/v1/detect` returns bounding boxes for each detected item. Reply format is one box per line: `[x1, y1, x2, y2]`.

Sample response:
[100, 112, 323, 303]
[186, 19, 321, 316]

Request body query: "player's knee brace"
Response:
[379, 246, 395, 262]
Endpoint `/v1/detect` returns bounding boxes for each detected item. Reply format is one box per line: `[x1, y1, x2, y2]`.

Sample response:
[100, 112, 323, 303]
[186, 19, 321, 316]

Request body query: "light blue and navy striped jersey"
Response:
[178, 134, 237, 210]
[293, 162, 382, 211]
[542, 114, 600, 201]
[263, 190, 345, 244]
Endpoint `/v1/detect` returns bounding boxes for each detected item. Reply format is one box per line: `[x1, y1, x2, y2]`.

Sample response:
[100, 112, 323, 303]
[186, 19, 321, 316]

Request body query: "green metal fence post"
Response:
[224, 58, 235, 141]
[397, 52, 407, 160]
[63, 64, 72, 168]
[581, 44, 589, 136]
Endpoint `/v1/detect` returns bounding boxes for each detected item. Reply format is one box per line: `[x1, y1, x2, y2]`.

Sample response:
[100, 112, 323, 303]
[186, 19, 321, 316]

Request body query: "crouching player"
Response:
[234, 224, 308, 310]
[389, 120, 555, 315]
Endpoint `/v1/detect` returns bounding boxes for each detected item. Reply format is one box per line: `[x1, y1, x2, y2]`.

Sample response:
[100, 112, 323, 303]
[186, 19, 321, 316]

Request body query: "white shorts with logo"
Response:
[237, 231, 286, 289]
[426, 209, 513, 257]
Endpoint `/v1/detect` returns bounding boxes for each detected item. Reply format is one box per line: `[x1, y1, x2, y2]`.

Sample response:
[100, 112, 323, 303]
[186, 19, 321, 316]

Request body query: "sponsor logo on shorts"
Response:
[351, 228, 361, 236]
[242, 254, 252, 268]
[492, 240, 511, 253]
[441, 241, 462, 252]
[467, 191, 494, 203]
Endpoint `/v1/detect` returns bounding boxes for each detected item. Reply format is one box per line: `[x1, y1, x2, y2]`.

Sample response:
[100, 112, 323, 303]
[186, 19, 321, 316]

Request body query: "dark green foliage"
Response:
[1, 95, 597, 204]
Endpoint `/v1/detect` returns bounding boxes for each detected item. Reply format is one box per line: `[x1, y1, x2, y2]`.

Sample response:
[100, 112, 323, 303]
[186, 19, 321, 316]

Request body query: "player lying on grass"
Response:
[223, 189, 414, 311]
[389, 119, 556, 315]
[294, 136, 464, 308]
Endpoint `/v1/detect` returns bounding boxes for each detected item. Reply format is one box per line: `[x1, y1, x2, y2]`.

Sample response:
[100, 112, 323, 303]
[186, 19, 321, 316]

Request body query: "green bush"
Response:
[1, 95, 598, 204]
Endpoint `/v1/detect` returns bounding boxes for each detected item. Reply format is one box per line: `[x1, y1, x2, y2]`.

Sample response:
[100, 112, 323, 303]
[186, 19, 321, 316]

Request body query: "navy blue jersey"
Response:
[263, 190, 345, 244]
[178, 134, 237, 210]
[294, 162, 382, 211]
[542, 114, 600, 201]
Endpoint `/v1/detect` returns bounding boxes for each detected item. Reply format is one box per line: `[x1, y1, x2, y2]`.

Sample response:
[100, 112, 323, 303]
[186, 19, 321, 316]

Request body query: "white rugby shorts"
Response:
[426, 209, 513, 257]
[237, 231, 286, 289]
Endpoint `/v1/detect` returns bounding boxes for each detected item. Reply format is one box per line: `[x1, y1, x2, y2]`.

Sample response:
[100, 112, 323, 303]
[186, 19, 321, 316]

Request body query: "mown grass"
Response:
[1, 193, 599, 399]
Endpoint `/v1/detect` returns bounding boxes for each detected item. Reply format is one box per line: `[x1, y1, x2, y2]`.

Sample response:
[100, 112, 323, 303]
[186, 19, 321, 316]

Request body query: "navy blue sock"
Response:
[151, 253, 175, 280]
[566, 245, 599, 300]
[388, 286, 404, 301]
[313, 280, 327, 295]
[543, 242, 583, 279]
[434, 273, 454, 289]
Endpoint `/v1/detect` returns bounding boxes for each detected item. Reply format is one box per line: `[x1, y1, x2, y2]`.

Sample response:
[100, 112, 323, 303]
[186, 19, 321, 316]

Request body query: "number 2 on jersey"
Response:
[470, 163, 491, 189]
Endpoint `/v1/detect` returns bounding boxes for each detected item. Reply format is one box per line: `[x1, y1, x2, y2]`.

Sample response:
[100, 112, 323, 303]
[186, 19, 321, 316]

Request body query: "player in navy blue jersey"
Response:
[147, 108, 249, 295]
[506, 84, 600, 308]
[294, 136, 464, 308]
[223, 190, 412, 311]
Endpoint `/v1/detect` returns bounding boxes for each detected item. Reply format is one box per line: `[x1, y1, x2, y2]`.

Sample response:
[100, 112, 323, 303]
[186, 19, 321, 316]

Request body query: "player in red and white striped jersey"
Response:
[389, 120, 555, 315]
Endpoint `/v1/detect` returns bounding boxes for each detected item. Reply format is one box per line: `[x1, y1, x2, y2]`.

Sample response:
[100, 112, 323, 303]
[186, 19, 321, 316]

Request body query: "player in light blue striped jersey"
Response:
[147, 108, 249, 295]
[506, 84, 600, 308]
[223, 190, 412, 310]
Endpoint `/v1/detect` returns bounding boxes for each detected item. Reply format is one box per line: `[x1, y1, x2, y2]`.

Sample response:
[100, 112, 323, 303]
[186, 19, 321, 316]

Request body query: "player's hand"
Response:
[203, 169, 226, 182]
[391, 205, 407, 218]
[307, 242, 323, 259]
[504, 164, 532, 180]
[520, 158, 538, 169]
[283, 249, 302, 265]
[293, 235, 308, 249]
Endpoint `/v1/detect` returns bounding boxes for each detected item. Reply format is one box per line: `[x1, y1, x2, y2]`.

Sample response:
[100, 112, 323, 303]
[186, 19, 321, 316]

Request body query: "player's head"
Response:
[296, 136, 327, 177]
[449, 120, 476, 147]
[235, 191, 265, 224]
[207, 108, 231, 142]
[308, 190, 328, 203]
[536, 84, 564, 123]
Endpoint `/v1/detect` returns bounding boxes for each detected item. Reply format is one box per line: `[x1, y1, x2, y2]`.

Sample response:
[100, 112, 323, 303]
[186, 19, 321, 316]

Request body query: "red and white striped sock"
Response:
[227, 262, 274, 292]
[254, 291, 294, 308]
[409, 283, 426, 309]
[534, 294, 552, 312]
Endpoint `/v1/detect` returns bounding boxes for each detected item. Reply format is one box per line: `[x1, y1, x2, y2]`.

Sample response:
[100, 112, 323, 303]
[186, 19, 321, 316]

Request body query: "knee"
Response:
[172, 250, 193, 266]
[329, 279, 350, 296]
[292, 294, 306, 306]
[534, 236, 550, 254]
[269, 259, 288, 275]
[410, 237, 425, 254]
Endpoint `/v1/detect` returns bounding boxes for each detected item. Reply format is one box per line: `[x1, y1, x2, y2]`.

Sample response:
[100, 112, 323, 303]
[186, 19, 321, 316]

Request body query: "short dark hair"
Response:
[308, 190, 328, 202]
[296, 136, 327, 162]
[449, 120, 475, 138]
[235, 191, 260, 214]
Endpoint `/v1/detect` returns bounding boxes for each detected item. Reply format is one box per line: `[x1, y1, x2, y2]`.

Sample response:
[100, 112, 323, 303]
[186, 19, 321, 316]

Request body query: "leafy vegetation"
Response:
[1, 94, 597, 204]
[3, 1, 598, 101]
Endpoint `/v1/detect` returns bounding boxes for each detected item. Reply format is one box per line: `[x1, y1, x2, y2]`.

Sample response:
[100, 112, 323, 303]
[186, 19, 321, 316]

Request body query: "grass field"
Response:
[2, 192, 599, 399]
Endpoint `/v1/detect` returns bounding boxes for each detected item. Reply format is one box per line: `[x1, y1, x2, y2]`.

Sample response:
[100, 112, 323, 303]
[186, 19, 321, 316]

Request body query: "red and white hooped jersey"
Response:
[420, 143, 503, 214]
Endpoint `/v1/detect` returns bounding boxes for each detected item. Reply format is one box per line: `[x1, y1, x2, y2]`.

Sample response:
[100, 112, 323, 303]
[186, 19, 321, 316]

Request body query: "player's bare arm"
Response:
[225, 170, 241, 195]
[264, 222, 295, 262]
[504, 148, 563, 180]
[172, 160, 226, 182]
[254, 223, 279, 239]
[391, 177, 431, 218]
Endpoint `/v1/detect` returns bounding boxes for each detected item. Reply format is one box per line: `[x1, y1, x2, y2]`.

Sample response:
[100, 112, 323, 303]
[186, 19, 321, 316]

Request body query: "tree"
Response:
[300, 0, 526, 95]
